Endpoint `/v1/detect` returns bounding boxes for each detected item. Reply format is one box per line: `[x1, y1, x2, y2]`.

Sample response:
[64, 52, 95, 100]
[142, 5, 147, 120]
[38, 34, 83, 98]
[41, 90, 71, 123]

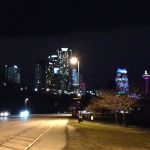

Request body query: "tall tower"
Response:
[115, 68, 129, 94]
[5, 65, 20, 87]
[35, 60, 52, 90]
[142, 70, 150, 95]
[48, 55, 59, 90]
[56, 48, 72, 92]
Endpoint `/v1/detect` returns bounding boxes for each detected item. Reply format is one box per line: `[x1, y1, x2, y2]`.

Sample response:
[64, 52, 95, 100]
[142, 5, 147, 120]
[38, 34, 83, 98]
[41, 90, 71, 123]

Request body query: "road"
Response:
[0, 114, 71, 150]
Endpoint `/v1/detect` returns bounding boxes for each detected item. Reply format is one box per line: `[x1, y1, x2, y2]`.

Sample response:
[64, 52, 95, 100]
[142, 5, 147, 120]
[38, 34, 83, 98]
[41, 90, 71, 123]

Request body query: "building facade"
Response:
[35, 48, 84, 94]
[5, 65, 20, 87]
[56, 48, 73, 92]
[35, 60, 52, 90]
[115, 68, 129, 94]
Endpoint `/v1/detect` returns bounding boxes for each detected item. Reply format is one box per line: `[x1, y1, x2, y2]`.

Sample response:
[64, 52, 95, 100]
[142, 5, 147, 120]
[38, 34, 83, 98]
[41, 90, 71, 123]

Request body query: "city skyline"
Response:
[0, 1, 150, 90]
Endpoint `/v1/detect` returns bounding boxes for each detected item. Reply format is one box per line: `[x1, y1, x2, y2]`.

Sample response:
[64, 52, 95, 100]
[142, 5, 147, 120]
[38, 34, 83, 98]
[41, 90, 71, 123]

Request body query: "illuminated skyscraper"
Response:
[35, 60, 52, 89]
[56, 48, 73, 92]
[35, 48, 84, 94]
[72, 67, 78, 88]
[5, 65, 20, 87]
[48, 55, 59, 90]
[115, 68, 129, 94]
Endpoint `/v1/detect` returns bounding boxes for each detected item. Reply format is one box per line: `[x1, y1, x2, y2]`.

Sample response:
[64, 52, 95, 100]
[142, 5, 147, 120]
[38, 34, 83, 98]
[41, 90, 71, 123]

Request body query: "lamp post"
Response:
[25, 98, 28, 110]
[70, 57, 80, 92]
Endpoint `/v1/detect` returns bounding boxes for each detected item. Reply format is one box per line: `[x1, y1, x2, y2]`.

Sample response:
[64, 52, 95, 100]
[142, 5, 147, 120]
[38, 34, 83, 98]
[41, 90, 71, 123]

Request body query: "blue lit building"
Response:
[115, 68, 129, 94]
[72, 67, 78, 90]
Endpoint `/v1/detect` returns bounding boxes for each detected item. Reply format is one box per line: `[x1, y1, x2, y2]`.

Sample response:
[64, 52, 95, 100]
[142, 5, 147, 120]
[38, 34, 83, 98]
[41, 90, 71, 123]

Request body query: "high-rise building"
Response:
[81, 82, 86, 91]
[48, 55, 59, 90]
[72, 67, 78, 88]
[5, 65, 20, 87]
[35, 48, 84, 94]
[115, 68, 129, 94]
[56, 48, 73, 92]
[35, 60, 52, 90]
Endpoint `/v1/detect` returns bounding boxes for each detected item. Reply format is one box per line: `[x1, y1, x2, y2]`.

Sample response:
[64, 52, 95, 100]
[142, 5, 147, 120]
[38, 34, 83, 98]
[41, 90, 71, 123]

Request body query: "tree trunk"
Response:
[115, 111, 118, 124]
[123, 112, 128, 127]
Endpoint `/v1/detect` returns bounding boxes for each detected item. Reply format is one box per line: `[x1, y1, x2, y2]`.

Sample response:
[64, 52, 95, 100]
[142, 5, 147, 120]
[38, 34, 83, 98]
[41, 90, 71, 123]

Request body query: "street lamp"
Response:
[25, 98, 28, 110]
[70, 57, 80, 92]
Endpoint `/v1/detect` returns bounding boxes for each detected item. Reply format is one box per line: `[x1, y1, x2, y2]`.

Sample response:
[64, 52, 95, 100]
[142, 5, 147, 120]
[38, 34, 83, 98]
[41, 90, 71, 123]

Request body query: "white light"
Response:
[0, 111, 10, 117]
[145, 70, 148, 75]
[61, 48, 68, 51]
[82, 110, 86, 113]
[51, 55, 57, 57]
[70, 57, 78, 64]
[20, 110, 29, 117]
[77, 93, 81, 97]
[14, 65, 18, 68]
[4, 112, 9, 116]
[0, 113, 4, 116]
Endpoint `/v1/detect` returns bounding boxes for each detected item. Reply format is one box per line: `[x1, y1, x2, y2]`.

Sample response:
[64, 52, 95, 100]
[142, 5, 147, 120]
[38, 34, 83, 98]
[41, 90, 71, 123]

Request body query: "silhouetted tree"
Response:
[86, 86, 143, 127]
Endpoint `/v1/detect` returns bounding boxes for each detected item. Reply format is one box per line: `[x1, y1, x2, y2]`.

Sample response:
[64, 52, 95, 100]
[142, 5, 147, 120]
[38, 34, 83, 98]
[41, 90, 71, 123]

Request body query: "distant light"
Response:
[82, 110, 86, 114]
[0, 111, 10, 117]
[77, 93, 81, 97]
[144, 70, 148, 75]
[20, 88, 23, 90]
[118, 91, 125, 95]
[117, 68, 127, 74]
[131, 93, 137, 98]
[142, 70, 150, 79]
[54, 68, 59, 70]
[20, 110, 29, 118]
[14, 65, 18, 68]
[51, 55, 57, 58]
[35, 88, 38, 91]
[61, 48, 68, 51]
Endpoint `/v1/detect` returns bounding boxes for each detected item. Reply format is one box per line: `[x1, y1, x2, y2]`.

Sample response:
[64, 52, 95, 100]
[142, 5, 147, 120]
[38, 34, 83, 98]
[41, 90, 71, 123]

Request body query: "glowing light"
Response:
[117, 68, 127, 73]
[70, 57, 77, 64]
[51, 55, 57, 57]
[61, 48, 68, 51]
[20, 110, 29, 118]
[14, 65, 18, 68]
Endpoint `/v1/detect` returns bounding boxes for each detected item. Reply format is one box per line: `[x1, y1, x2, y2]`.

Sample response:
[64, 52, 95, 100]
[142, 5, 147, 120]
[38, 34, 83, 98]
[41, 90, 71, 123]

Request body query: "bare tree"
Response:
[86, 86, 143, 127]
[86, 90, 118, 124]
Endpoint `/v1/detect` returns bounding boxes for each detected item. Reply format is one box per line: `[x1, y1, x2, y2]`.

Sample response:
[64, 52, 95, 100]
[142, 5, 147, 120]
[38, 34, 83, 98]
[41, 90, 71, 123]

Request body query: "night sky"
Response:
[1, 0, 150, 90]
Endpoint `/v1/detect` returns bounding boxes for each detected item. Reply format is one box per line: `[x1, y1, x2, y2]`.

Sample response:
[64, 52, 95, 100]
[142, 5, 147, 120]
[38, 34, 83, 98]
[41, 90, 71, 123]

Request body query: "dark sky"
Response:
[1, 0, 150, 90]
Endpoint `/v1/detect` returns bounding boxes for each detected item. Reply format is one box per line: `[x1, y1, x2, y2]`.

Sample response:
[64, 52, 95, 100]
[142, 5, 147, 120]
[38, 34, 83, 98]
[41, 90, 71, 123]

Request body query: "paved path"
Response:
[0, 116, 69, 150]
[29, 119, 68, 150]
